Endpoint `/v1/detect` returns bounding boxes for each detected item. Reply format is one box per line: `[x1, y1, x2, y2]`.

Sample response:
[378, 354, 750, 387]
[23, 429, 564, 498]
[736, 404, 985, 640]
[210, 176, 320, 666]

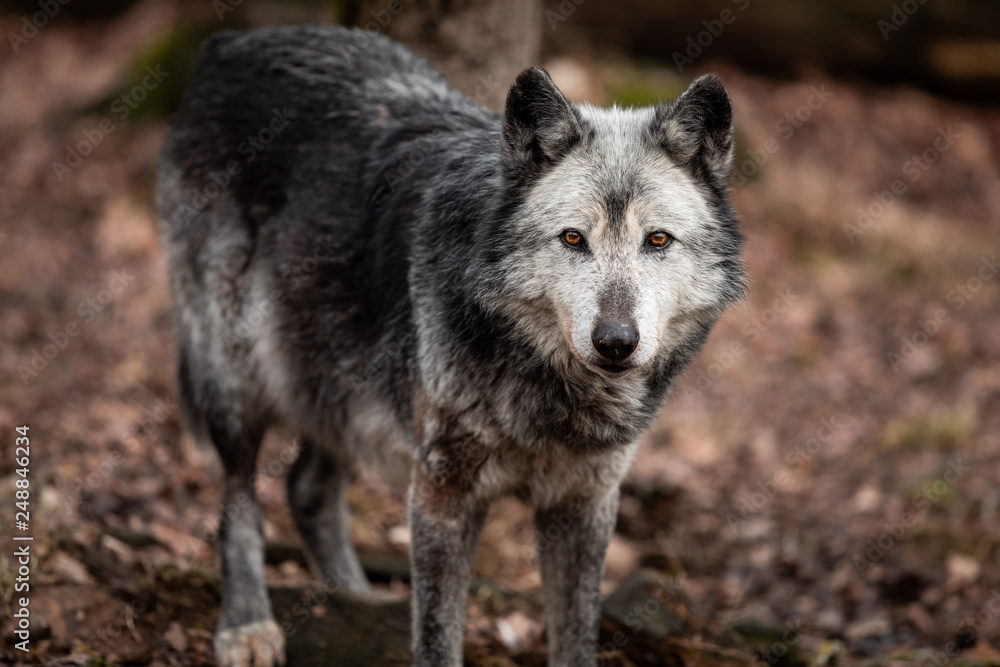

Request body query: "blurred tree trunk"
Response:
[349, 0, 542, 112]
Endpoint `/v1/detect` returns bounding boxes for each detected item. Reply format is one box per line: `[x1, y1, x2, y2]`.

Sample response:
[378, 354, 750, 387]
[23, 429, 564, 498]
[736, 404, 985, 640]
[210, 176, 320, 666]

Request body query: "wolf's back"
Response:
[158, 25, 469, 233]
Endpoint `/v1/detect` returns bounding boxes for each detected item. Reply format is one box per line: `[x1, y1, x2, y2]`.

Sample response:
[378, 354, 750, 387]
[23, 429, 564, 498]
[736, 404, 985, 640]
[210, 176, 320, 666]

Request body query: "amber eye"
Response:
[648, 231, 674, 249]
[562, 229, 584, 247]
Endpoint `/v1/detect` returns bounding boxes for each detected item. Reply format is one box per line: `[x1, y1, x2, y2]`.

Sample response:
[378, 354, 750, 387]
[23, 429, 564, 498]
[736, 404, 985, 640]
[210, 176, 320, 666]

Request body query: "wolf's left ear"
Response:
[652, 75, 734, 190]
[502, 67, 584, 186]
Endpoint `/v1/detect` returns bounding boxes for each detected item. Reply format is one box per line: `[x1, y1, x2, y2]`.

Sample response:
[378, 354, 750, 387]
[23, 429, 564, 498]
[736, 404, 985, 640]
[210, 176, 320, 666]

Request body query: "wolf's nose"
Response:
[592, 322, 639, 361]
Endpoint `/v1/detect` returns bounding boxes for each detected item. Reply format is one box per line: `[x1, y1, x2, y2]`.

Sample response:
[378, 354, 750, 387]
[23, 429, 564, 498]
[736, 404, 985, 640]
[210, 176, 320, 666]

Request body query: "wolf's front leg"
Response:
[536, 487, 619, 667]
[408, 477, 487, 667]
[214, 480, 285, 667]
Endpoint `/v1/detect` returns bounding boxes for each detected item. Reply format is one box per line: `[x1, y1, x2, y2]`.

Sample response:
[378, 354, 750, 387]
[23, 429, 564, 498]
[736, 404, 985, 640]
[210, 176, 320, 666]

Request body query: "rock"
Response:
[905, 603, 935, 635]
[851, 484, 882, 513]
[946, 552, 981, 589]
[265, 572, 765, 666]
[844, 615, 892, 644]
[46, 551, 96, 586]
[387, 525, 411, 549]
[814, 608, 844, 633]
[278, 559, 308, 578]
[164, 621, 187, 653]
[101, 533, 139, 566]
[600, 570, 755, 666]
[495, 611, 542, 654]
[604, 534, 643, 581]
[270, 587, 412, 667]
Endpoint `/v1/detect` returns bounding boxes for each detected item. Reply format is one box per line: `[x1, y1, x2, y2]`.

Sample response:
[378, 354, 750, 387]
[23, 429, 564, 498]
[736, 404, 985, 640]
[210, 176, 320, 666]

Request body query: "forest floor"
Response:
[2, 1, 1000, 665]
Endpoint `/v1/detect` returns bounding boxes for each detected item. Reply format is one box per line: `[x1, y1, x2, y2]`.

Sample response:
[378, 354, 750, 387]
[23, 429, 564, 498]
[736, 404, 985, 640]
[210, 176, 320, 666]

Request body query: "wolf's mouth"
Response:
[594, 361, 635, 375]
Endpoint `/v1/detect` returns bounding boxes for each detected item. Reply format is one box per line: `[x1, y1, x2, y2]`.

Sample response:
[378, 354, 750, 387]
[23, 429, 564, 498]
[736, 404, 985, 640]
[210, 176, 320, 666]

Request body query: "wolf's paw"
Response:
[214, 620, 286, 667]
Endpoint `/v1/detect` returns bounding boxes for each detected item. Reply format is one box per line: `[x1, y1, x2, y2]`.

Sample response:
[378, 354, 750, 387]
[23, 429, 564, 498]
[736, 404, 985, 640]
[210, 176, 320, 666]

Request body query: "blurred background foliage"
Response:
[5, 0, 999, 122]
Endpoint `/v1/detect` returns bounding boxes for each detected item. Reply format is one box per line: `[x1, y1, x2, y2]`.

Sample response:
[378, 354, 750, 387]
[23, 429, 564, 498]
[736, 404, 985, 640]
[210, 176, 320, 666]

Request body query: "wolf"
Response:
[157, 24, 745, 667]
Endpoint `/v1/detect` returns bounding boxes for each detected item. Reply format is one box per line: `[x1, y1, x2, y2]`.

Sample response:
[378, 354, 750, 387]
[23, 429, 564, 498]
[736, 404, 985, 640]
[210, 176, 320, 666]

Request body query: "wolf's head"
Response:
[491, 68, 746, 377]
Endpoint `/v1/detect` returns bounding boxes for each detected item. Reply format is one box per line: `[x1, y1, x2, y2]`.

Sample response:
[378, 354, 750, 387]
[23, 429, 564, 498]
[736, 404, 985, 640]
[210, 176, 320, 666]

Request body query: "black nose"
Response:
[591, 322, 639, 361]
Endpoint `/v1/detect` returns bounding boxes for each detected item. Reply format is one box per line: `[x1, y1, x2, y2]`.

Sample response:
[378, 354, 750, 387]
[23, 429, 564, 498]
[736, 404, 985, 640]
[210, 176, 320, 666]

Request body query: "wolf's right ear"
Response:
[501, 67, 583, 186]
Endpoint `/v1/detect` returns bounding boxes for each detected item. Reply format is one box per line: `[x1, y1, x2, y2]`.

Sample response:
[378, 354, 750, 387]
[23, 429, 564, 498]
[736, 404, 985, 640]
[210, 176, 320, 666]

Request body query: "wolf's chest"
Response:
[472, 440, 640, 509]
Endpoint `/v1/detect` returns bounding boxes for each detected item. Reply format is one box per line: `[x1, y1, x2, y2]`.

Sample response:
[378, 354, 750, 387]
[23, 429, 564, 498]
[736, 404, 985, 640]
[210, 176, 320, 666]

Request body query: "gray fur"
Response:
[156, 25, 744, 667]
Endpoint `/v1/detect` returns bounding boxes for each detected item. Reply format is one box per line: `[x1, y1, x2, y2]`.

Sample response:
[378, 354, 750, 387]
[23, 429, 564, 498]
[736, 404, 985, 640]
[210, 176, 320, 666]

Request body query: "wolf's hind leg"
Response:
[206, 411, 285, 667]
[287, 439, 371, 593]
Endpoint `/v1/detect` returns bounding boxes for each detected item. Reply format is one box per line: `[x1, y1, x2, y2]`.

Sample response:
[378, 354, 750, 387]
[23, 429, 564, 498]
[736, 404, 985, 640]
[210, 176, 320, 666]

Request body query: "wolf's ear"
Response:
[501, 67, 583, 186]
[652, 75, 734, 190]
